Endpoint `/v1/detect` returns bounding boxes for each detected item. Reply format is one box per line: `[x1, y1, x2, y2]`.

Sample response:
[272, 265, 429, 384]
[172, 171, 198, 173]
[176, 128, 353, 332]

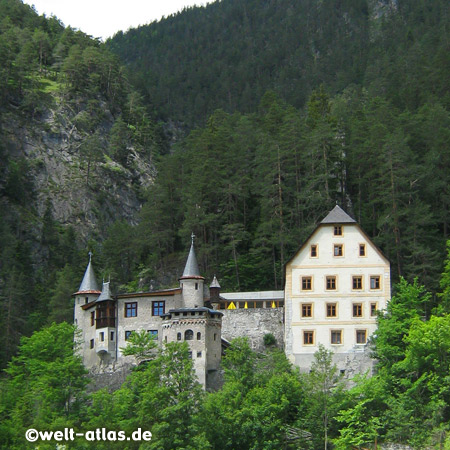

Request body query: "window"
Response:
[125, 330, 133, 340]
[352, 276, 363, 290]
[331, 330, 342, 345]
[334, 244, 343, 257]
[85, 297, 89, 304]
[370, 303, 378, 317]
[326, 276, 336, 290]
[152, 301, 165, 316]
[356, 329, 367, 344]
[90, 339, 94, 349]
[353, 303, 363, 317]
[188, 351, 192, 359]
[214, 333, 217, 341]
[359, 244, 366, 256]
[110, 331, 114, 341]
[177, 332, 182, 341]
[334, 225, 343, 236]
[326, 303, 337, 318]
[100, 332, 104, 342]
[303, 331, 314, 345]
[91, 311, 95, 326]
[197, 351, 202, 358]
[197, 332, 201, 340]
[310, 245, 318, 257]
[302, 303, 313, 318]
[185, 329, 194, 340]
[148, 330, 158, 339]
[125, 302, 137, 318]
[195, 283, 199, 290]
[302, 276, 312, 290]
[370, 276, 381, 290]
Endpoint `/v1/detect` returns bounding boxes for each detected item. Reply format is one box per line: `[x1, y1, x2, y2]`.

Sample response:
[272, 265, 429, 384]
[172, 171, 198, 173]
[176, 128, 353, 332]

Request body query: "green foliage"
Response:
[120, 329, 158, 363]
[263, 333, 276, 347]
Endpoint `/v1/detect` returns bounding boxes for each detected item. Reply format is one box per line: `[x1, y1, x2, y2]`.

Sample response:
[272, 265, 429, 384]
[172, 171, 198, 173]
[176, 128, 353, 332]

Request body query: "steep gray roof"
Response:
[78, 254, 100, 293]
[96, 281, 113, 302]
[320, 205, 356, 224]
[210, 275, 221, 288]
[182, 242, 201, 278]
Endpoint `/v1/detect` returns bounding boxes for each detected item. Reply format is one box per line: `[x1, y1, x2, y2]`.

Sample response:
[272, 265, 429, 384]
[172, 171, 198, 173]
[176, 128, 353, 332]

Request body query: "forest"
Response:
[0, 0, 449, 447]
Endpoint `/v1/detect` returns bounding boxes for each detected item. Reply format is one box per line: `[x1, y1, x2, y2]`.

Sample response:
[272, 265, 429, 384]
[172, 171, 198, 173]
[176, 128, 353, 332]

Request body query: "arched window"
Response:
[185, 329, 194, 340]
[177, 332, 182, 341]
[197, 332, 201, 340]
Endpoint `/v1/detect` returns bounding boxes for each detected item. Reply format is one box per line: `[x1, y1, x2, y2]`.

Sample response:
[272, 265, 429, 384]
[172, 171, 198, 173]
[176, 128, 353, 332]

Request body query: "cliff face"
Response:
[2, 98, 155, 240]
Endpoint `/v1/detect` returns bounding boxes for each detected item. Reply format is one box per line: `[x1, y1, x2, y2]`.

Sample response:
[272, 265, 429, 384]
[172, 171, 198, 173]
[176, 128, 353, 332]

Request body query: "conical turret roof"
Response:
[320, 205, 356, 224]
[96, 280, 113, 302]
[210, 275, 221, 288]
[76, 253, 101, 294]
[180, 234, 204, 279]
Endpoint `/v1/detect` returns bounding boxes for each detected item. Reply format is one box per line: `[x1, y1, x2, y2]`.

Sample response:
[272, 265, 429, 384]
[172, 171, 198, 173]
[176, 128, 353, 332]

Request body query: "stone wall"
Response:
[221, 308, 284, 352]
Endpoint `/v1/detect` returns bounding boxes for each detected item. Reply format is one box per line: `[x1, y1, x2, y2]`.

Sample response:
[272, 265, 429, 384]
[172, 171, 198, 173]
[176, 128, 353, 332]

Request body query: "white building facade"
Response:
[284, 205, 391, 374]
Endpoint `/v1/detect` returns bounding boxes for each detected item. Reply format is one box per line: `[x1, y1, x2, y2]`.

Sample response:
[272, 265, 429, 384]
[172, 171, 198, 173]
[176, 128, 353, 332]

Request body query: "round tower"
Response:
[179, 234, 205, 308]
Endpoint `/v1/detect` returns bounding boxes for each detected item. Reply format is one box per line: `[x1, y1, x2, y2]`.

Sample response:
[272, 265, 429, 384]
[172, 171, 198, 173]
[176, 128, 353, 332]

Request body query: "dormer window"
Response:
[334, 225, 343, 236]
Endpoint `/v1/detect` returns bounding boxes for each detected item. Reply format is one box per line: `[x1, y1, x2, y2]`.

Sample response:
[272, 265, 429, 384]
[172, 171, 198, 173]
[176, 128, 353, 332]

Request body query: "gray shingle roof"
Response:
[78, 255, 100, 293]
[96, 281, 113, 302]
[210, 275, 221, 288]
[182, 242, 201, 277]
[320, 205, 356, 224]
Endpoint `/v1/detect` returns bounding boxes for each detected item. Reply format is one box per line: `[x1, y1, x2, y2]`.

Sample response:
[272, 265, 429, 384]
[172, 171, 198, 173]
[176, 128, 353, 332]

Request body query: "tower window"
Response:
[197, 332, 201, 340]
[91, 311, 95, 326]
[177, 332, 182, 341]
[152, 301, 165, 316]
[90, 339, 94, 349]
[125, 302, 137, 317]
[197, 351, 202, 358]
[100, 332, 104, 342]
[85, 297, 89, 304]
[195, 283, 199, 290]
[214, 333, 217, 341]
[185, 329, 194, 340]
[110, 331, 114, 341]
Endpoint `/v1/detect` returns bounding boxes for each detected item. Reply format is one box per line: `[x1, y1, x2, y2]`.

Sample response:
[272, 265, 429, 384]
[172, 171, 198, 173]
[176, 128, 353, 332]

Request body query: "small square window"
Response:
[302, 303, 312, 318]
[353, 303, 363, 317]
[125, 302, 137, 318]
[197, 351, 202, 358]
[356, 330, 367, 344]
[352, 276, 363, 290]
[326, 303, 337, 317]
[334, 225, 343, 236]
[152, 301, 165, 316]
[148, 330, 158, 339]
[326, 276, 336, 290]
[359, 244, 366, 256]
[370, 303, 378, 317]
[370, 276, 381, 290]
[302, 276, 312, 290]
[334, 244, 343, 256]
[125, 330, 133, 340]
[303, 331, 314, 345]
[331, 330, 342, 345]
[310, 245, 318, 257]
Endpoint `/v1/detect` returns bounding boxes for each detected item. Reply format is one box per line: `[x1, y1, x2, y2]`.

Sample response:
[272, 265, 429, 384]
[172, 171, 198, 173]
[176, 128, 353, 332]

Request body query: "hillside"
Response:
[107, 0, 449, 127]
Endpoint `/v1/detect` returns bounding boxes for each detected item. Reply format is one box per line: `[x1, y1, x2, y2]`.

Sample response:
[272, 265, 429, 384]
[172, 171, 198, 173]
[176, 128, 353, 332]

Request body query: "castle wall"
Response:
[221, 308, 284, 352]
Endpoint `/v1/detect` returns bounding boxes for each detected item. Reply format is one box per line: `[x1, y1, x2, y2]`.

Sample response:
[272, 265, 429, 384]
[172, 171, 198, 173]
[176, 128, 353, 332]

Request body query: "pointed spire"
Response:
[77, 253, 100, 293]
[210, 275, 221, 288]
[321, 205, 356, 224]
[182, 234, 201, 278]
[96, 280, 112, 302]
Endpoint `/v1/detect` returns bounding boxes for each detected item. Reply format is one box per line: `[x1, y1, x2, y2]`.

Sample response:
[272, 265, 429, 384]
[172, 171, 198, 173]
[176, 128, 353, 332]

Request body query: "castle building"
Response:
[74, 205, 391, 383]
[73, 236, 223, 388]
[284, 205, 391, 374]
